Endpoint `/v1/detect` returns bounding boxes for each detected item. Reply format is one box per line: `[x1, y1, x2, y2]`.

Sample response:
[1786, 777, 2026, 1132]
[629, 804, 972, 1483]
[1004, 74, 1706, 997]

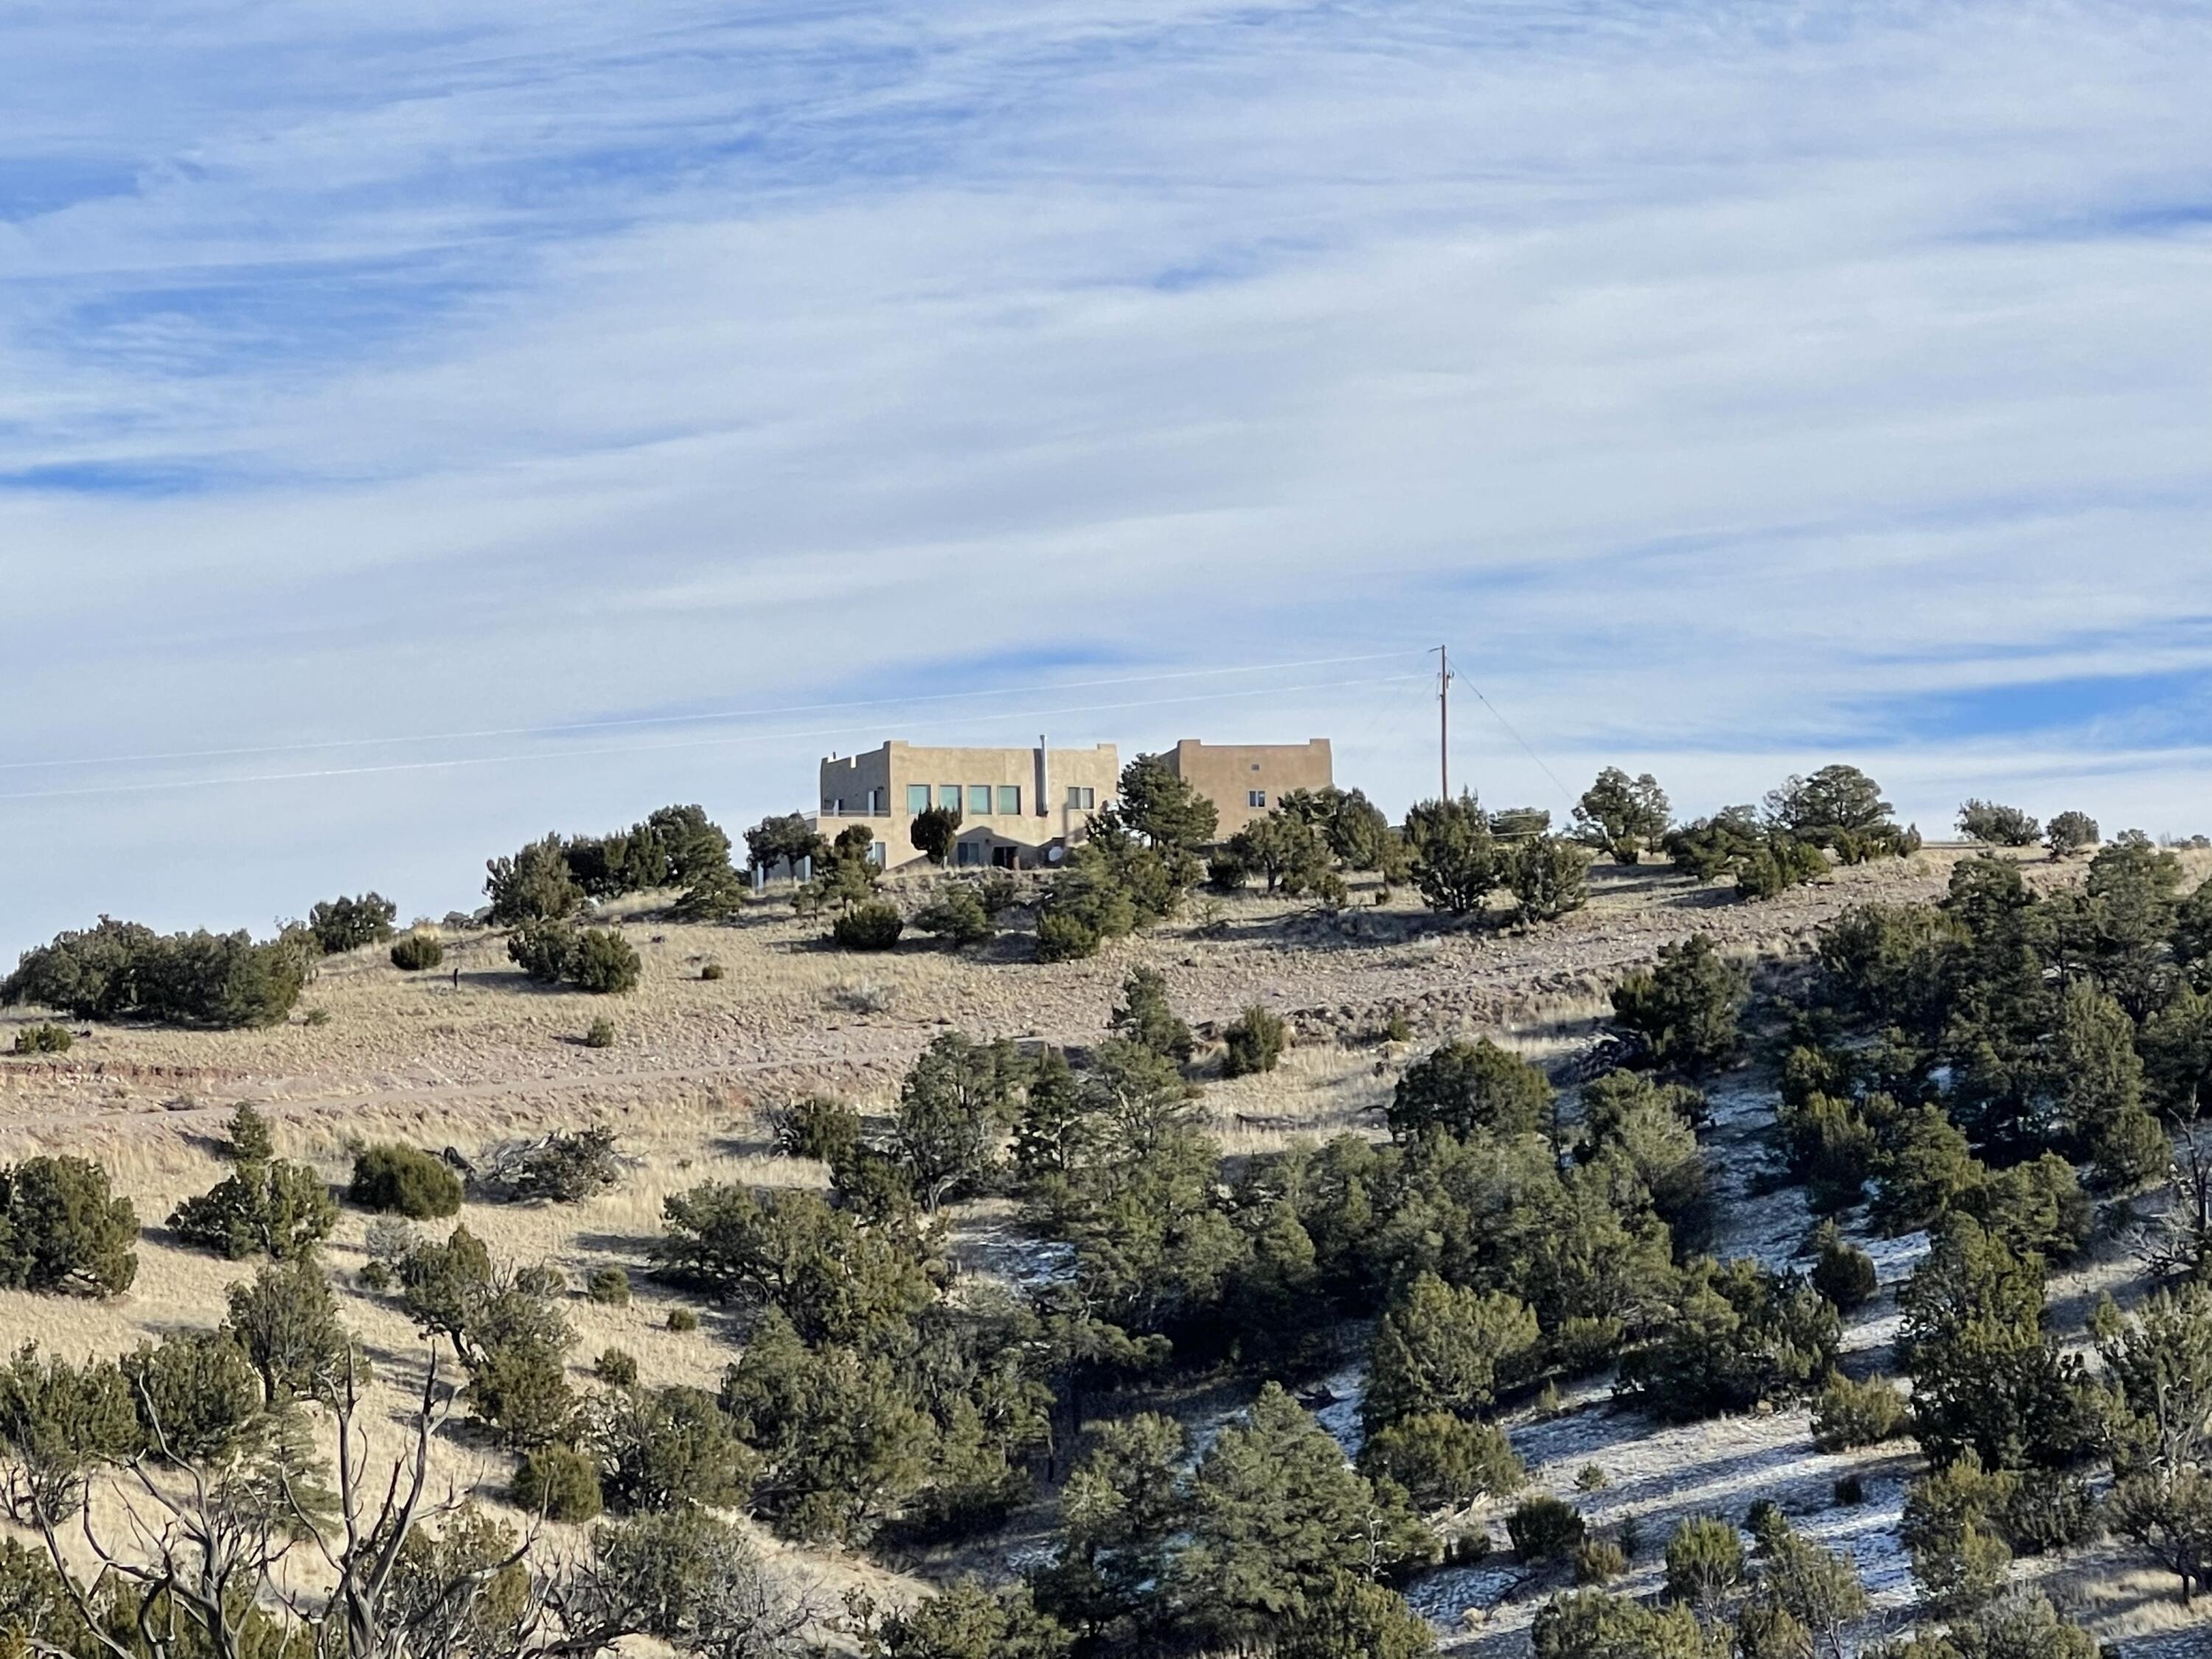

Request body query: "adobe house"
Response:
[804, 734, 1334, 872]
[814, 740, 1122, 869]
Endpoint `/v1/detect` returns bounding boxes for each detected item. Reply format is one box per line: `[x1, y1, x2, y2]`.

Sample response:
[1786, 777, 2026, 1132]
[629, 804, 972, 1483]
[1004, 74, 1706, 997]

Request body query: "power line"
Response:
[0, 672, 1433, 804]
[1346, 666, 1430, 755]
[1464, 681, 1580, 812]
[0, 649, 1422, 774]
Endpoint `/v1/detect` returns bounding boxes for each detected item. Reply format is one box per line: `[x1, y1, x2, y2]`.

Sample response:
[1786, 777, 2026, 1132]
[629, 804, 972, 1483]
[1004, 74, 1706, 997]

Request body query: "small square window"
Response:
[1066, 785, 1095, 810]
[968, 785, 993, 815]
[939, 785, 961, 812]
[906, 785, 931, 815]
[1248, 790, 1267, 809]
[997, 785, 1021, 815]
[1251, 762, 1262, 771]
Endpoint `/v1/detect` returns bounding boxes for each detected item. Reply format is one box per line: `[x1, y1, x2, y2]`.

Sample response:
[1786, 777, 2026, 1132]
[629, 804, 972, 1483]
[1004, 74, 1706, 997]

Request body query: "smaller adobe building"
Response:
[1163, 737, 1333, 838]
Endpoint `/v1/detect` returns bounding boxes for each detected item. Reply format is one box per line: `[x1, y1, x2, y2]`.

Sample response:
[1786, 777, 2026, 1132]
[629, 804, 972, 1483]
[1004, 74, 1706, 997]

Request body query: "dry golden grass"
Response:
[4, 843, 2202, 1651]
[0, 1090, 915, 1641]
[0, 843, 2077, 1152]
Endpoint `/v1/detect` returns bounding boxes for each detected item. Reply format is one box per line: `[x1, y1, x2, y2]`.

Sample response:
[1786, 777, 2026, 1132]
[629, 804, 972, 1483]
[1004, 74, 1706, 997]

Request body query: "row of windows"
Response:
[826, 784, 1113, 818]
[902, 783, 1026, 816]
[895, 784, 1110, 815]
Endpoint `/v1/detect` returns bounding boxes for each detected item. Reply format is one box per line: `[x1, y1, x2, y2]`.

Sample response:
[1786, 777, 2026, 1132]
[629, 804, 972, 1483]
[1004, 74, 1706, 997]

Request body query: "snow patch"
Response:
[1304, 1362, 1369, 1457]
[1795, 1480, 1915, 1613]
[1700, 1080, 1816, 1274]
[1402, 1559, 1525, 1625]
[1856, 1229, 1931, 1286]
[1508, 1398, 1648, 1469]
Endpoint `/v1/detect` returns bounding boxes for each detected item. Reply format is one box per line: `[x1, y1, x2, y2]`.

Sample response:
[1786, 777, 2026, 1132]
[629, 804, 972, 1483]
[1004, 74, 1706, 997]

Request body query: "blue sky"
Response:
[1, 0, 2208, 953]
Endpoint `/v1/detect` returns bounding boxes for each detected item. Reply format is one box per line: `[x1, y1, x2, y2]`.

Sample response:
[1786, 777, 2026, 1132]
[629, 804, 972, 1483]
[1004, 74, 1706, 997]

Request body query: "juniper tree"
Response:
[1363, 1273, 1539, 1430]
[655, 1185, 934, 1346]
[222, 1257, 354, 1405]
[910, 805, 962, 866]
[1109, 967, 1192, 1062]
[1388, 1038, 1553, 1140]
[1764, 765, 1893, 844]
[858, 1579, 1071, 1659]
[1574, 768, 1671, 861]
[1902, 1450, 2019, 1613]
[1358, 1411, 1523, 1509]
[2041, 810, 2098, 859]
[1300, 787, 1392, 870]
[1900, 1220, 2096, 1472]
[1957, 801, 2040, 846]
[1509, 835, 1591, 922]
[592, 1384, 754, 1515]
[1174, 1385, 1433, 1649]
[168, 1108, 335, 1264]
[893, 1033, 1023, 1211]
[913, 885, 993, 947]
[485, 834, 583, 925]
[1111, 754, 1218, 858]
[1225, 811, 1332, 896]
[1012, 1048, 1089, 1186]
[1664, 806, 1764, 883]
[1531, 1590, 1713, 1659]
[0, 1155, 139, 1297]
[1405, 796, 1498, 917]
[2046, 979, 2168, 1189]
[1610, 934, 1749, 1071]
[1740, 1512, 1867, 1659]
[1662, 1514, 1745, 1615]
[1032, 1412, 1188, 1639]
[1618, 1258, 1839, 1421]
[307, 892, 400, 954]
[744, 811, 828, 875]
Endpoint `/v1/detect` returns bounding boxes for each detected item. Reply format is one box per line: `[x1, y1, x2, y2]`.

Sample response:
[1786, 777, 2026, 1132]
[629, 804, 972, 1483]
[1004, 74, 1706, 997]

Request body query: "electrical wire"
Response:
[0, 649, 1422, 774]
[1464, 681, 1581, 811]
[0, 671, 1433, 804]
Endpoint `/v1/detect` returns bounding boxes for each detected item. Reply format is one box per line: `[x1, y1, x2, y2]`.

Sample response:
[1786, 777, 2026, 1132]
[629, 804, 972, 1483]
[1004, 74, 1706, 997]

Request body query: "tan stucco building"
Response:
[802, 734, 1335, 871]
[1164, 737, 1334, 838]
[815, 740, 1122, 869]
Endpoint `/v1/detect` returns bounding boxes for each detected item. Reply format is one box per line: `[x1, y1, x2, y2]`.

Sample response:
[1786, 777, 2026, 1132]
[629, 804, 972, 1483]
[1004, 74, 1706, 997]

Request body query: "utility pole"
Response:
[1433, 643, 1453, 799]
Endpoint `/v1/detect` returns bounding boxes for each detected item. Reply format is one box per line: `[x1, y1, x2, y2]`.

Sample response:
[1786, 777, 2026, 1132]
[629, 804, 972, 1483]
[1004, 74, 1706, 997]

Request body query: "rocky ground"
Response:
[0, 844, 2071, 1156]
[5, 842, 2207, 1654]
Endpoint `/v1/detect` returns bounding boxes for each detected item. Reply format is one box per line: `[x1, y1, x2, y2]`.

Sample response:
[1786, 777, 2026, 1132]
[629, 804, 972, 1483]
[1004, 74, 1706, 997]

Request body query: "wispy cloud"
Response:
[0, 0, 2208, 947]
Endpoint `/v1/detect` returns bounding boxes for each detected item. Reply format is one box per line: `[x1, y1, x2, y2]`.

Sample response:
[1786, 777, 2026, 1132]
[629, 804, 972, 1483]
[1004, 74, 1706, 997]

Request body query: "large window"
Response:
[968, 785, 992, 815]
[1065, 785, 1095, 810]
[939, 785, 961, 811]
[997, 785, 1021, 815]
[906, 784, 931, 815]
